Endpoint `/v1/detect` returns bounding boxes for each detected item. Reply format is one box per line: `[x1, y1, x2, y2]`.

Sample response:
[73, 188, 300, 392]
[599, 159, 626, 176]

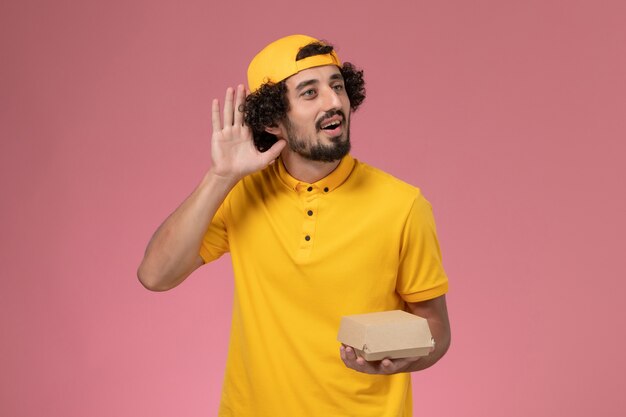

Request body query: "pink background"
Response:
[2, 1, 625, 416]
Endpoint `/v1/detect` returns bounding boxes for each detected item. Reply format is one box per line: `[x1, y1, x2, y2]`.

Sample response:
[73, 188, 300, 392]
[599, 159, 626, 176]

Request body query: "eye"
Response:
[302, 89, 317, 98]
[332, 84, 345, 92]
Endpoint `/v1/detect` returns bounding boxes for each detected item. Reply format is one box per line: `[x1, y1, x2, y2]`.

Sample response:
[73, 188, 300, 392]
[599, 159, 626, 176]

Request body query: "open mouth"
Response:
[321, 120, 342, 130]
[316, 111, 346, 136]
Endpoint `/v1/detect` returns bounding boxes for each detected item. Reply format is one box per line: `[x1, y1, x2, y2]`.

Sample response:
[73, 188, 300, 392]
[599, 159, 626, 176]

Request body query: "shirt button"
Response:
[324, 187, 329, 192]
[307, 210, 313, 216]
[305, 235, 311, 241]
[307, 186, 313, 192]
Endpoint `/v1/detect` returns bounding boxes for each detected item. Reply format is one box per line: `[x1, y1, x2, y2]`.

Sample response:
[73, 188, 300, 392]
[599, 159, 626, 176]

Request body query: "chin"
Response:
[307, 140, 351, 162]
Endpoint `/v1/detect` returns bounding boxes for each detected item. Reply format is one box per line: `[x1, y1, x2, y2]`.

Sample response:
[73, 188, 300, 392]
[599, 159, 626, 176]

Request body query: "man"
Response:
[138, 34, 450, 417]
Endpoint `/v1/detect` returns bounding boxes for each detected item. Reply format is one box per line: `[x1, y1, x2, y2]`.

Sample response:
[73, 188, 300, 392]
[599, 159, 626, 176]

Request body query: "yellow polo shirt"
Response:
[200, 155, 448, 417]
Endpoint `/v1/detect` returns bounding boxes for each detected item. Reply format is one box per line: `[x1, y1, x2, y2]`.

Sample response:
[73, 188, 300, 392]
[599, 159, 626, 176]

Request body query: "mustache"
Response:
[315, 110, 346, 131]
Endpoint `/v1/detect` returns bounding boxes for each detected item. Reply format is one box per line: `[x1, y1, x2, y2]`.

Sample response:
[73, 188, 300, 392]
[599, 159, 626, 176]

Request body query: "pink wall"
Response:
[2, 1, 625, 416]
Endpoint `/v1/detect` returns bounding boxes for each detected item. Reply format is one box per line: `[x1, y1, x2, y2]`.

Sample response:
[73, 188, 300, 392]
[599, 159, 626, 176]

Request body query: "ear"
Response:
[265, 124, 284, 137]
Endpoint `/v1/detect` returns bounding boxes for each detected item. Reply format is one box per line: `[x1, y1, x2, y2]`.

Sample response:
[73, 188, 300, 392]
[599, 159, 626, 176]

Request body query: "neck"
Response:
[280, 150, 342, 183]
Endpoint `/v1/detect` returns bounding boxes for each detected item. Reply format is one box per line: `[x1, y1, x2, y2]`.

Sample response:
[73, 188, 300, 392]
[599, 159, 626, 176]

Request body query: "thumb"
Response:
[261, 139, 287, 165]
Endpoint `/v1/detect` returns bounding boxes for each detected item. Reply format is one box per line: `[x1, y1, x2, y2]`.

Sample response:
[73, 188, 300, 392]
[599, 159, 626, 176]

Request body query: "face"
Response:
[279, 65, 352, 162]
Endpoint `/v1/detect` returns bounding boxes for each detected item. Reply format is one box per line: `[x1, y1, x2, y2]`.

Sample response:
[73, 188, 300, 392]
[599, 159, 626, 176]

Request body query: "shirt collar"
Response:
[277, 154, 355, 193]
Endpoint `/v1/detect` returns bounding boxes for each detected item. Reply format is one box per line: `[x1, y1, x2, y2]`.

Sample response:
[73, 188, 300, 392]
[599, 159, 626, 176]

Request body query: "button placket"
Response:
[297, 187, 319, 257]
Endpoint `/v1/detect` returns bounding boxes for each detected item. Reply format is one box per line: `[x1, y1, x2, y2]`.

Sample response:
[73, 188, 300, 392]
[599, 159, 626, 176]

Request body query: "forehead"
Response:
[285, 65, 343, 88]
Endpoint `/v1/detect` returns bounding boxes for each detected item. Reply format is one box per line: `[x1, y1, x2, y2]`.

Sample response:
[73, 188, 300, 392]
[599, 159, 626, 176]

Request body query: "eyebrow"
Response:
[294, 73, 345, 92]
[295, 79, 318, 92]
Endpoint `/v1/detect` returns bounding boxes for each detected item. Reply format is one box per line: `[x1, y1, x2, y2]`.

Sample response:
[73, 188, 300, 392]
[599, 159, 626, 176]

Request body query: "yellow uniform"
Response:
[200, 155, 448, 417]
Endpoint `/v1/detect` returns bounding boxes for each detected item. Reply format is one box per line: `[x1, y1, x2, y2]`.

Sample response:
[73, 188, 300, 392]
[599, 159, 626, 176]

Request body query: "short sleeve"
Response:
[396, 193, 449, 302]
[199, 201, 230, 263]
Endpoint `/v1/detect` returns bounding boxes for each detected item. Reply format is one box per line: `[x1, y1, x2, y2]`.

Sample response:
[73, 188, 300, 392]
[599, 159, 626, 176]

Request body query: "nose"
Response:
[321, 86, 342, 111]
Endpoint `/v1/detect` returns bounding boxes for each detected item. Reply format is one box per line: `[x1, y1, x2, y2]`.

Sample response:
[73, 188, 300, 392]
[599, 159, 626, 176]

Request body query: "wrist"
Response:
[200, 169, 240, 193]
[207, 166, 240, 183]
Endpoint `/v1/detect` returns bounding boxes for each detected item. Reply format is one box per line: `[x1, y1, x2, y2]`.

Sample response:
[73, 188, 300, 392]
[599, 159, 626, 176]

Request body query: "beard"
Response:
[283, 110, 351, 162]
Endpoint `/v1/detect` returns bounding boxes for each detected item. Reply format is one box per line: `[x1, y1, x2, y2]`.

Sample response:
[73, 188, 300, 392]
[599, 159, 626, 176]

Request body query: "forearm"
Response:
[137, 170, 237, 291]
[404, 315, 451, 372]
[397, 295, 451, 372]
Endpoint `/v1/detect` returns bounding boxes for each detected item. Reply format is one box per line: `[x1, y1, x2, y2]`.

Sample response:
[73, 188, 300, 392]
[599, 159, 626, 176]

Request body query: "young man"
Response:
[138, 34, 450, 417]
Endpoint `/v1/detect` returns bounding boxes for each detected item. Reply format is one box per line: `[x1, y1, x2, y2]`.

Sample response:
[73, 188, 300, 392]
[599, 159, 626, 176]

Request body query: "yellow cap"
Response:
[247, 34, 341, 93]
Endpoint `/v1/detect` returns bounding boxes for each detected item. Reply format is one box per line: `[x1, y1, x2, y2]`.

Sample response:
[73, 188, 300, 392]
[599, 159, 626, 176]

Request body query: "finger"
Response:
[379, 360, 395, 374]
[351, 348, 366, 363]
[354, 350, 372, 366]
[345, 346, 358, 361]
[223, 87, 234, 127]
[342, 347, 364, 368]
[260, 139, 287, 165]
[211, 98, 221, 133]
[233, 84, 245, 126]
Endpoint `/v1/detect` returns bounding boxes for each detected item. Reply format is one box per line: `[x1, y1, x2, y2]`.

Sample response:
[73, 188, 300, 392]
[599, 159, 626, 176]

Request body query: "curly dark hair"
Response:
[244, 42, 366, 152]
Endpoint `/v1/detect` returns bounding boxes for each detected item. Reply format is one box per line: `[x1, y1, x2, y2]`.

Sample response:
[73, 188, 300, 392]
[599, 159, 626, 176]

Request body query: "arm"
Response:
[137, 85, 286, 291]
[340, 295, 451, 374]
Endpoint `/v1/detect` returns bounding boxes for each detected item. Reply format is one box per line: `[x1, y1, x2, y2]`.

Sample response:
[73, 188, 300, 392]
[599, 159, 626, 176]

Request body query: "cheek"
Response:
[341, 96, 351, 110]
[289, 111, 316, 128]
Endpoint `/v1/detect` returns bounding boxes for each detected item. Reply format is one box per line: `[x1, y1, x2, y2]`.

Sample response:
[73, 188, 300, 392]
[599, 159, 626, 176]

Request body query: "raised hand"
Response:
[138, 85, 286, 292]
[210, 84, 286, 182]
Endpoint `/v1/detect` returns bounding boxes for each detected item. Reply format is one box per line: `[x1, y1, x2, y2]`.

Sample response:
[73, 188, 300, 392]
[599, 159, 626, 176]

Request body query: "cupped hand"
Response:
[210, 84, 286, 182]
